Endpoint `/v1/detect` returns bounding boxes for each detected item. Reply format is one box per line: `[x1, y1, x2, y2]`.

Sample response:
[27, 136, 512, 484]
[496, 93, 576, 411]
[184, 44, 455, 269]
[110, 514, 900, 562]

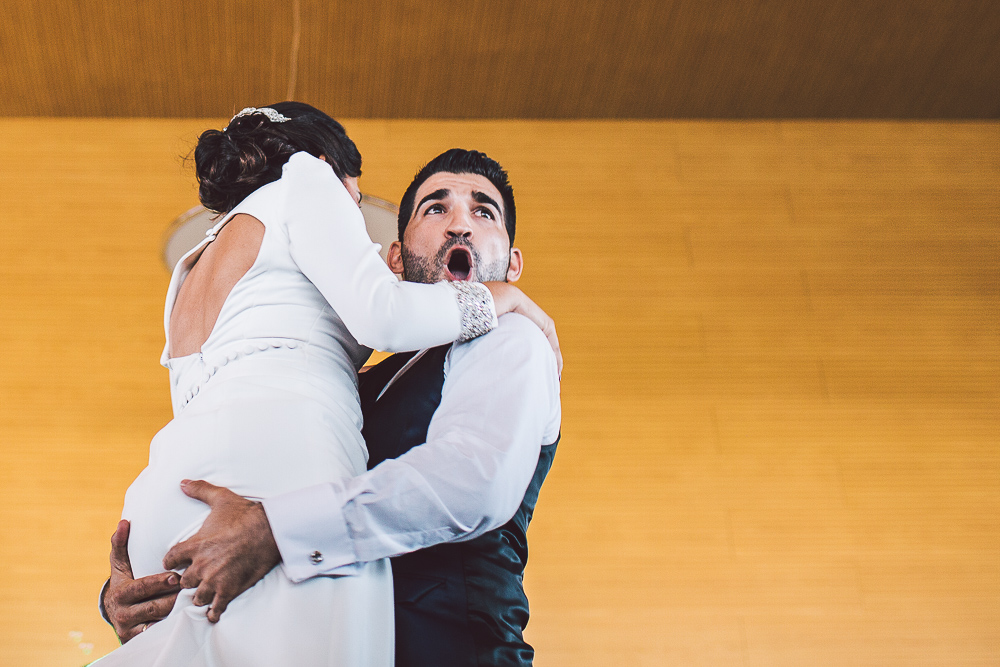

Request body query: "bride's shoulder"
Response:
[220, 175, 289, 231]
[282, 151, 334, 179]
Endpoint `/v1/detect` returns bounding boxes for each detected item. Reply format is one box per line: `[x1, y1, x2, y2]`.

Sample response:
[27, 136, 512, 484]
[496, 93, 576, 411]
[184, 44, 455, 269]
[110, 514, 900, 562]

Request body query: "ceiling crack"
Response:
[286, 0, 301, 100]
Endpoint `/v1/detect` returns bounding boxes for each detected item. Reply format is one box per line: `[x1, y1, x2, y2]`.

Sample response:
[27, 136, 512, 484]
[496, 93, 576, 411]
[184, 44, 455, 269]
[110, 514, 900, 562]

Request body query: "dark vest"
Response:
[359, 346, 558, 667]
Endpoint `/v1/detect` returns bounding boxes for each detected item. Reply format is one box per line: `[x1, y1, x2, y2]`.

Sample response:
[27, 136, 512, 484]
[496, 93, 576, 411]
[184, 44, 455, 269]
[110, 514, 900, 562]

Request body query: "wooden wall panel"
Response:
[0, 119, 997, 665]
[0, 0, 997, 118]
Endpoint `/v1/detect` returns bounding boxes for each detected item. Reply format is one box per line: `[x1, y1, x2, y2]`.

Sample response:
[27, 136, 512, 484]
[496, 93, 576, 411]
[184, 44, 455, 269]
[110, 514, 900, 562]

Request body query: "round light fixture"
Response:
[162, 193, 400, 270]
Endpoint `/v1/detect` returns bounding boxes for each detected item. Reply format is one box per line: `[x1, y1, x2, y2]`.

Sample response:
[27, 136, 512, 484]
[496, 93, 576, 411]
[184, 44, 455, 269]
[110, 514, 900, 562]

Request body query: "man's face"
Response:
[388, 172, 522, 285]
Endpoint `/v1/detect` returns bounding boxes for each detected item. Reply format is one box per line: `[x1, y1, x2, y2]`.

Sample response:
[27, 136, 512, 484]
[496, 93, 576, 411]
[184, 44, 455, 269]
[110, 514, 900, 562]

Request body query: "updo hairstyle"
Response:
[195, 101, 362, 214]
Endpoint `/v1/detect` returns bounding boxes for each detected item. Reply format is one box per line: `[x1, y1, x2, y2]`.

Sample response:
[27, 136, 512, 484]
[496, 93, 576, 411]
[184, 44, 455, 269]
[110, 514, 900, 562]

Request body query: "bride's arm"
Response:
[281, 152, 495, 352]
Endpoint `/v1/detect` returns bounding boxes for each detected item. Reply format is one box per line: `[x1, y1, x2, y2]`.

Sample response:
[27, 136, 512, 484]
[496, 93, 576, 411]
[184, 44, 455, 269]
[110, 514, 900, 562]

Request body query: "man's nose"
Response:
[445, 209, 474, 237]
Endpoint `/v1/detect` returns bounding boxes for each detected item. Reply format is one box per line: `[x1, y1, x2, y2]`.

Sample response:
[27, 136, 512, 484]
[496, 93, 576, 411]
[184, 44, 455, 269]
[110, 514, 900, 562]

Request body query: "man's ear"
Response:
[387, 241, 405, 276]
[506, 247, 524, 282]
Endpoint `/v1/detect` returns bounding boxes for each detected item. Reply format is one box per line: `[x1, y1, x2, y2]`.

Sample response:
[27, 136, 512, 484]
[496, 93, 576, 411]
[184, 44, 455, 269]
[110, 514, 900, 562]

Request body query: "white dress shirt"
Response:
[262, 313, 562, 582]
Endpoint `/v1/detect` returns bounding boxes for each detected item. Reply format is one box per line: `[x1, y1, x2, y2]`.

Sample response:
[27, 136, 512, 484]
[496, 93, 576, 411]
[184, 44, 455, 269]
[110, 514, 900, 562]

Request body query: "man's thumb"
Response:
[110, 520, 134, 578]
[180, 479, 220, 504]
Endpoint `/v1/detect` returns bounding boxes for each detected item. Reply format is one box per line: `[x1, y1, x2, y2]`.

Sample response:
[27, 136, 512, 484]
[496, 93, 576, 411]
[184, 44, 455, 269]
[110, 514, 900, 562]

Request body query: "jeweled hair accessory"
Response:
[224, 106, 291, 130]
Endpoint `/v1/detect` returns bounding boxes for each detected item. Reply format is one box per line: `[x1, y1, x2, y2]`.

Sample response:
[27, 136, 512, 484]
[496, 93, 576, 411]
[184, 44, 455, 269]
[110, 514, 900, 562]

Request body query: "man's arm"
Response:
[160, 313, 560, 612]
[264, 312, 562, 580]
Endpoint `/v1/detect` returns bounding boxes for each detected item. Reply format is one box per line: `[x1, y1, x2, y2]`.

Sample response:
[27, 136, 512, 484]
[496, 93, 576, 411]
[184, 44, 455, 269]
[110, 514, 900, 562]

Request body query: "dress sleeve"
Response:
[280, 152, 497, 352]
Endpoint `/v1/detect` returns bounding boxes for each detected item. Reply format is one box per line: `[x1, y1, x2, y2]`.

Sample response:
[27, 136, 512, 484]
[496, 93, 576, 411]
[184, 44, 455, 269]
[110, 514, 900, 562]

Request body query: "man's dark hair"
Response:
[397, 149, 516, 246]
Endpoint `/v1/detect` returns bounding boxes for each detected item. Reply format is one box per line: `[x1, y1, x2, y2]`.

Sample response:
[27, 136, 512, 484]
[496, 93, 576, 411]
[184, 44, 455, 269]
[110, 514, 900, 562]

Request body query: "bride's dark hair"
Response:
[195, 101, 362, 213]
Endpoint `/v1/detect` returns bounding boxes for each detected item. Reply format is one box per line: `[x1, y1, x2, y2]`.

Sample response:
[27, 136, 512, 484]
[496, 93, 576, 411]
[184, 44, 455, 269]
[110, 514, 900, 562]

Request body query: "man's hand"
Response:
[483, 282, 562, 375]
[162, 480, 281, 623]
[104, 520, 181, 643]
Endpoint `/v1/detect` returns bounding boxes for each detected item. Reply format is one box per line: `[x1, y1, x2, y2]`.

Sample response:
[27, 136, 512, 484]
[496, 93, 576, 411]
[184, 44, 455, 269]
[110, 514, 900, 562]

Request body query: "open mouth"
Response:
[444, 246, 473, 281]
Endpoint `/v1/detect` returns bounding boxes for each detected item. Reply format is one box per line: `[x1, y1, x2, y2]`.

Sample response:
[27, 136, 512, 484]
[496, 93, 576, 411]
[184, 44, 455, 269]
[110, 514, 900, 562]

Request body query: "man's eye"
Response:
[426, 204, 444, 214]
[476, 208, 495, 221]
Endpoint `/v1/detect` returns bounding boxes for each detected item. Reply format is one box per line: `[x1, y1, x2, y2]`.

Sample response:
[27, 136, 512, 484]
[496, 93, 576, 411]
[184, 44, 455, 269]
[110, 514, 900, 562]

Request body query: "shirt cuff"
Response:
[261, 482, 363, 583]
[99, 578, 111, 625]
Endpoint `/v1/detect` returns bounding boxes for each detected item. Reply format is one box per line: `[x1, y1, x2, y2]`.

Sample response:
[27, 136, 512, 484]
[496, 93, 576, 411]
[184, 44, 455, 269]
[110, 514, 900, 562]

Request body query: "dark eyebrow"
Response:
[472, 191, 503, 220]
[416, 189, 450, 212]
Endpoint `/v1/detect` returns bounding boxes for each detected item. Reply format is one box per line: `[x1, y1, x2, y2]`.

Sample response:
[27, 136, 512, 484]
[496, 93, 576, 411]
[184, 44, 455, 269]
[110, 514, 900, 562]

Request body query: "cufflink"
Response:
[309, 550, 324, 564]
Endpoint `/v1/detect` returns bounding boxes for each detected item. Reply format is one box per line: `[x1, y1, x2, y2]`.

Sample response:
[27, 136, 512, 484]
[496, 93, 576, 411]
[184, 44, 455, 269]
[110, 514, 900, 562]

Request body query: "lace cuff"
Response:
[449, 281, 498, 341]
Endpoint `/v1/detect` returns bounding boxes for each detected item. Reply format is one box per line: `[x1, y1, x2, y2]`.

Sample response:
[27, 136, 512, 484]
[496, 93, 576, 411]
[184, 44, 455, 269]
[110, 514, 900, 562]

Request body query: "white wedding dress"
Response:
[94, 152, 494, 666]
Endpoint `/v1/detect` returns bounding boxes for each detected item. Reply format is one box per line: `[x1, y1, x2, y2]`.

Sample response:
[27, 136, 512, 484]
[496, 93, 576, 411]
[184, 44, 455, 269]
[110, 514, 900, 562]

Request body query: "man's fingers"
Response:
[546, 327, 563, 377]
[207, 592, 230, 623]
[179, 567, 202, 591]
[163, 539, 195, 572]
[119, 571, 181, 605]
[180, 479, 224, 505]
[139, 594, 178, 623]
[192, 581, 215, 608]
[119, 592, 179, 629]
[109, 520, 134, 579]
[119, 618, 158, 644]
[118, 625, 145, 644]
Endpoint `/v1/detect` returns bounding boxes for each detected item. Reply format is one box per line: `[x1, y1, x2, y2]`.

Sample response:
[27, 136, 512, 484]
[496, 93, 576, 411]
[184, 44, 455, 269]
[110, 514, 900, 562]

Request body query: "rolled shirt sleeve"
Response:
[263, 313, 561, 582]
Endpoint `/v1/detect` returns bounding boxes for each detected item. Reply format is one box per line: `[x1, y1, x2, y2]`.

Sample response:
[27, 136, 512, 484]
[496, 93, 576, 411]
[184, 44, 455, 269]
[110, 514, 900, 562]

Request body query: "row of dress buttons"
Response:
[179, 340, 303, 409]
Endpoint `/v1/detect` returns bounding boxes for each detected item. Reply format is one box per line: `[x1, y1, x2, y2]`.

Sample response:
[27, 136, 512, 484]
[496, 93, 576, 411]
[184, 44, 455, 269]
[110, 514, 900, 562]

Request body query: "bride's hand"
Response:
[484, 282, 562, 376]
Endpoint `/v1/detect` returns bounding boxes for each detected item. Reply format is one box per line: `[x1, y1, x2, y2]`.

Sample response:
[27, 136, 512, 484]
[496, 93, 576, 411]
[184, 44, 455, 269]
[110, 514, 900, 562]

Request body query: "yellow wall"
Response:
[0, 119, 997, 665]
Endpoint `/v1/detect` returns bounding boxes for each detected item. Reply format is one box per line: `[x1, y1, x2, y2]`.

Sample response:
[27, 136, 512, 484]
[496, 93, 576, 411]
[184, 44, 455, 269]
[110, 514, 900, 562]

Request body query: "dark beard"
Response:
[400, 237, 510, 284]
